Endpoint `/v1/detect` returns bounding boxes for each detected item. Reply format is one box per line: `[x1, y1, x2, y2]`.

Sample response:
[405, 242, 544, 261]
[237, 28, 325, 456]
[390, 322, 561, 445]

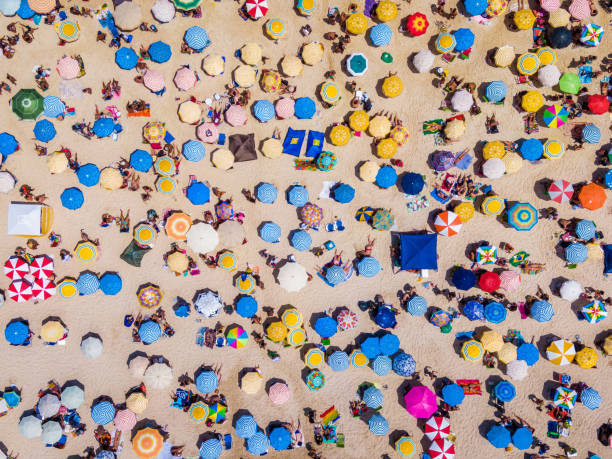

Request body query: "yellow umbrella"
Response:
[603, 334, 612, 355]
[454, 202, 475, 222]
[178, 101, 201, 124]
[494, 46, 515, 67]
[320, 82, 340, 104]
[381, 75, 403, 98]
[483, 141, 506, 159]
[461, 340, 484, 361]
[548, 9, 570, 27]
[349, 110, 369, 131]
[517, 53, 540, 76]
[240, 43, 261, 65]
[286, 328, 306, 346]
[41, 320, 64, 342]
[167, 251, 189, 274]
[188, 402, 209, 423]
[302, 42, 324, 65]
[241, 371, 263, 394]
[497, 342, 517, 364]
[281, 308, 303, 328]
[480, 330, 503, 352]
[57, 277, 77, 298]
[305, 347, 324, 368]
[261, 70, 281, 92]
[575, 347, 597, 369]
[376, 0, 398, 22]
[75, 241, 99, 263]
[481, 195, 505, 216]
[47, 153, 68, 174]
[502, 153, 523, 174]
[542, 140, 565, 160]
[537, 47, 557, 65]
[444, 119, 465, 140]
[281, 55, 303, 77]
[376, 138, 397, 159]
[368, 115, 391, 137]
[514, 9, 536, 29]
[217, 251, 237, 271]
[330, 125, 351, 146]
[261, 138, 283, 158]
[202, 54, 224, 76]
[134, 223, 156, 246]
[156, 176, 176, 194]
[346, 12, 368, 34]
[266, 18, 286, 39]
[126, 392, 148, 414]
[133, 427, 163, 459]
[143, 121, 166, 144]
[266, 321, 287, 342]
[212, 149, 234, 170]
[234, 65, 256, 88]
[390, 126, 410, 145]
[521, 90, 544, 112]
[360, 161, 379, 182]
[99, 168, 123, 190]
[55, 20, 80, 42]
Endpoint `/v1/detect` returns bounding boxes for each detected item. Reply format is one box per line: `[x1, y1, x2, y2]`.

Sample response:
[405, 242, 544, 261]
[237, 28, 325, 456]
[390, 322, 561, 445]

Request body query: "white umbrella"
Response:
[217, 220, 245, 248]
[560, 280, 582, 302]
[482, 158, 505, 179]
[143, 363, 173, 389]
[0, 0, 20, 16]
[538, 64, 561, 87]
[129, 355, 150, 378]
[19, 415, 42, 438]
[186, 223, 219, 254]
[81, 336, 103, 359]
[41, 421, 62, 444]
[506, 359, 528, 381]
[151, 0, 175, 22]
[38, 394, 60, 419]
[277, 263, 308, 292]
[451, 89, 473, 112]
[194, 291, 223, 317]
[413, 50, 434, 73]
[113, 1, 142, 31]
[61, 385, 84, 410]
[0, 171, 16, 193]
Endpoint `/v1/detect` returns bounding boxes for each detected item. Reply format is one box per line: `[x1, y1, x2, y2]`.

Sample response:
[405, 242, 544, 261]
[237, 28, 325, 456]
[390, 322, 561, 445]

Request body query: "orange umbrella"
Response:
[132, 427, 164, 459]
[165, 213, 193, 240]
[578, 183, 606, 210]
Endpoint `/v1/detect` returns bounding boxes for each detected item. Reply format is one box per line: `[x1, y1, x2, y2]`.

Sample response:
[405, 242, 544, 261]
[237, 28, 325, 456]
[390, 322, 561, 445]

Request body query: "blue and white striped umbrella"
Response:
[77, 272, 99, 295]
[357, 256, 381, 278]
[485, 81, 507, 103]
[392, 353, 416, 376]
[246, 431, 269, 455]
[184, 26, 210, 51]
[199, 438, 222, 459]
[290, 230, 312, 251]
[325, 265, 346, 285]
[235, 415, 258, 438]
[565, 242, 588, 264]
[368, 414, 389, 436]
[253, 100, 275, 123]
[372, 355, 392, 375]
[256, 182, 278, 203]
[370, 23, 392, 46]
[582, 124, 601, 144]
[138, 320, 162, 344]
[43, 96, 65, 118]
[287, 185, 309, 206]
[363, 387, 383, 409]
[259, 222, 281, 243]
[531, 301, 554, 322]
[33, 119, 56, 142]
[580, 387, 601, 410]
[327, 351, 350, 371]
[91, 401, 115, 425]
[484, 301, 507, 324]
[406, 296, 427, 316]
[575, 219, 596, 240]
[182, 140, 205, 162]
[196, 370, 218, 394]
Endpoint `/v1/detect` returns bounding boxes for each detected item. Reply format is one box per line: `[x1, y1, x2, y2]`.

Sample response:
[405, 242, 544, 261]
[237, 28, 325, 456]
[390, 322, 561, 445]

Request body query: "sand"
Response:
[0, 0, 610, 458]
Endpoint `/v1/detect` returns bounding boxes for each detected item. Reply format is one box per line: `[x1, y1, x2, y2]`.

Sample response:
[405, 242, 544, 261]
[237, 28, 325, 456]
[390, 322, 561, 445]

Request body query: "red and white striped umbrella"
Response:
[8, 279, 33, 302]
[429, 437, 455, 459]
[568, 0, 589, 19]
[30, 255, 54, 279]
[245, 0, 268, 18]
[425, 416, 451, 441]
[434, 211, 462, 237]
[499, 270, 521, 292]
[4, 256, 29, 281]
[32, 278, 56, 301]
[548, 179, 574, 203]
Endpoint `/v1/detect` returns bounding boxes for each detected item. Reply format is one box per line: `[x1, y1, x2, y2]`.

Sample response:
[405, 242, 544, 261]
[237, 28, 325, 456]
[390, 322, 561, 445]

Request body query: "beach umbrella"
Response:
[56, 56, 80, 80]
[195, 370, 218, 394]
[92, 117, 115, 138]
[19, 415, 42, 438]
[487, 425, 511, 448]
[290, 230, 312, 252]
[336, 309, 358, 331]
[186, 222, 218, 254]
[76, 163, 100, 187]
[148, 41, 171, 63]
[133, 223, 156, 247]
[569, 0, 589, 18]
[207, 402, 227, 423]
[425, 416, 451, 442]
[582, 124, 601, 144]
[245, 0, 268, 18]
[143, 69, 165, 93]
[463, 301, 484, 321]
[75, 272, 99, 296]
[546, 339, 575, 365]
[174, 68, 197, 92]
[373, 356, 393, 375]
[274, 98, 294, 120]
[137, 284, 162, 309]
[41, 420, 62, 444]
[541, 0, 561, 10]
[11, 89, 43, 120]
[476, 246, 497, 265]
[211, 148, 234, 170]
[241, 371, 263, 394]
[201, 54, 224, 76]
[508, 202, 538, 231]
[531, 301, 554, 322]
[389, 353, 415, 377]
[280, 56, 302, 79]
[81, 336, 103, 359]
[497, 342, 517, 364]
[172, 0, 201, 10]
[234, 65, 256, 88]
[33, 119, 56, 142]
[182, 25, 210, 51]
[300, 203, 323, 227]
[332, 183, 355, 203]
[565, 242, 588, 264]
[254, 182, 277, 204]
[405, 12, 429, 37]
[536, 47, 557, 67]
[125, 392, 147, 413]
[357, 256, 381, 278]
[246, 432, 269, 455]
[320, 82, 340, 105]
[361, 336, 381, 359]
[379, 333, 399, 356]
[554, 386, 578, 410]
[559, 72, 581, 94]
[143, 121, 166, 144]
[376, 307, 397, 328]
[41, 320, 65, 343]
[56, 277, 77, 298]
[61, 385, 84, 410]
[266, 321, 287, 343]
[543, 139, 565, 160]
[381, 74, 403, 98]
[43, 96, 65, 119]
[115, 47, 139, 70]
[224, 104, 247, 127]
[4, 256, 29, 281]
[582, 301, 607, 323]
[259, 222, 281, 243]
[581, 23, 604, 47]
[370, 23, 392, 47]
[302, 42, 324, 66]
[264, 18, 286, 40]
[305, 348, 324, 368]
[193, 290, 222, 317]
[314, 316, 337, 338]
[363, 387, 383, 409]
[128, 150, 153, 173]
[502, 153, 522, 174]
[0, 132, 18, 156]
[376, 166, 398, 189]
[434, 211, 462, 236]
[355, 206, 375, 224]
[516, 343, 539, 366]
[235, 415, 257, 438]
[138, 320, 162, 344]
[480, 330, 503, 352]
[452, 267, 476, 290]
[0, 0, 19, 16]
[38, 394, 61, 419]
[480, 272, 502, 294]
[233, 295, 257, 319]
[482, 158, 505, 178]
[453, 28, 474, 52]
[267, 382, 291, 406]
[253, 100, 275, 123]
[345, 11, 367, 34]
[484, 301, 506, 323]
[226, 326, 248, 349]
[186, 181, 210, 205]
[442, 384, 465, 407]
[485, 81, 507, 103]
[404, 296, 426, 316]
[306, 369, 325, 391]
[548, 179, 574, 204]
[347, 53, 368, 77]
[578, 183, 606, 210]
[521, 91, 544, 113]
[350, 350, 369, 368]
[575, 347, 597, 369]
[517, 52, 540, 76]
[369, 115, 392, 138]
[277, 262, 308, 292]
[432, 150, 455, 170]
[548, 8, 570, 26]
[188, 402, 208, 424]
[286, 328, 305, 347]
[514, 8, 535, 29]
[499, 270, 520, 292]
[32, 278, 56, 301]
[132, 427, 163, 459]
[114, 0, 143, 30]
[549, 26, 572, 48]
[538, 64, 561, 87]
[576, 219, 596, 241]
[543, 104, 568, 128]
[464, 0, 487, 15]
[75, 241, 99, 264]
[0, 171, 15, 193]
[430, 438, 455, 459]
[376, 0, 398, 21]
[486, 0, 507, 15]
[368, 414, 389, 436]
[328, 351, 350, 372]
[91, 401, 115, 425]
[494, 46, 514, 67]
[587, 94, 609, 115]
[268, 426, 291, 451]
[581, 387, 601, 410]
[560, 280, 582, 302]
[413, 50, 434, 74]
[240, 42, 262, 66]
[494, 381, 516, 402]
[435, 32, 456, 53]
[100, 168, 123, 190]
[404, 386, 437, 419]
[151, 0, 175, 22]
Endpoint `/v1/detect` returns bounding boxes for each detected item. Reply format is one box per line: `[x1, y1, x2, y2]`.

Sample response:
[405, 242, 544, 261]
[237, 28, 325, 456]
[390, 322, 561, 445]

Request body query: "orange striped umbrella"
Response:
[165, 213, 192, 240]
[132, 427, 163, 459]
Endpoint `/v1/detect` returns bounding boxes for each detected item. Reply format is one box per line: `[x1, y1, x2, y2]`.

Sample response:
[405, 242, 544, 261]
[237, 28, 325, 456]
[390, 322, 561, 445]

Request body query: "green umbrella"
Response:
[558, 73, 580, 94]
[172, 0, 201, 10]
[11, 89, 44, 120]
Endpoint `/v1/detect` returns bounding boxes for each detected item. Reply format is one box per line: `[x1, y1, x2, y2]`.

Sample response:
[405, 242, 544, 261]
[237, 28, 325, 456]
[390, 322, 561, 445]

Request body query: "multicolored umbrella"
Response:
[215, 201, 234, 221]
[296, 0, 316, 15]
[286, 328, 306, 346]
[306, 369, 325, 391]
[235, 273, 255, 294]
[542, 104, 568, 127]
[372, 209, 394, 231]
[507, 202, 538, 231]
[266, 18, 286, 39]
[337, 309, 358, 330]
[316, 151, 337, 171]
[320, 82, 340, 104]
[350, 349, 369, 368]
[207, 402, 227, 422]
[133, 223, 156, 247]
[156, 176, 176, 194]
[75, 241, 98, 263]
[461, 339, 484, 361]
[434, 211, 462, 236]
[582, 301, 607, 323]
[355, 206, 374, 222]
[132, 427, 164, 459]
[546, 339, 575, 365]
[499, 271, 521, 292]
[481, 195, 505, 216]
[580, 23, 604, 46]
[536, 46, 557, 65]
[305, 348, 324, 368]
[485, 0, 508, 16]
[553, 386, 577, 410]
[173, 0, 202, 10]
[395, 436, 416, 457]
[138, 284, 163, 308]
[29, 255, 53, 279]
[165, 213, 192, 240]
[300, 203, 323, 227]
[425, 416, 451, 441]
[56, 20, 80, 42]
[430, 310, 451, 327]
[142, 122, 166, 144]
[281, 308, 303, 329]
[226, 326, 248, 349]
[406, 12, 429, 36]
[188, 401, 209, 423]
[435, 33, 456, 53]
[57, 277, 78, 298]
[543, 139, 565, 159]
[346, 53, 368, 76]
[476, 246, 497, 265]
[517, 52, 540, 75]
[548, 179, 573, 203]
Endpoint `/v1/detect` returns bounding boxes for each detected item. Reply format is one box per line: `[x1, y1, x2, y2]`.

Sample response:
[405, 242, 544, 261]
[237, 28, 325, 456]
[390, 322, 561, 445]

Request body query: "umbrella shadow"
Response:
[232, 408, 254, 427]
[395, 379, 412, 409]
[406, 52, 420, 74]
[131, 418, 162, 441]
[127, 351, 149, 368]
[534, 178, 553, 200]
[61, 379, 85, 392]
[81, 331, 103, 344]
[197, 431, 220, 448]
[541, 379, 558, 401]
[42, 316, 66, 327]
[389, 429, 411, 449]
[478, 419, 498, 441]
[536, 333, 560, 359]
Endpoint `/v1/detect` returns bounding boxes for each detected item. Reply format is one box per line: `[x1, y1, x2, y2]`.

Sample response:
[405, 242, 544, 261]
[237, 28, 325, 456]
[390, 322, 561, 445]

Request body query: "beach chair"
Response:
[223, 434, 232, 450]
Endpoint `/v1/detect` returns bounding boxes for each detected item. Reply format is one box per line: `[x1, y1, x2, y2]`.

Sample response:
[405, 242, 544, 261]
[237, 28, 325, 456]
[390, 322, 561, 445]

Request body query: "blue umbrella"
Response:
[290, 230, 312, 251]
[464, 0, 487, 16]
[33, 119, 56, 142]
[327, 351, 350, 371]
[93, 117, 114, 138]
[149, 41, 172, 63]
[487, 425, 511, 448]
[576, 219, 596, 240]
[187, 181, 210, 205]
[406, 296, 427, 316]
[287, 185, 309, 206]
[375, 307, 396, 328]
[16, 0, 34, 19]
[452, 267, 476, 290]
[484, 301, 507, 324]
[138, 320, 162, 344]
[463, 300, 484, 320]
[235, 415, 257, 438]
[379, 333, 399, 355]
[363, 387, 383, 408]
[0, 132, 18, 156]
[580, 387, 601, 410]
[582, 124, 601, 144]
[91, 401, 115, 425]
[246, 432, 269, 455]
[76, 163, 100, 187]
[253, 100, 275, 123]
[195, 370, 218, 393]
[269, 426, 291, 451]
[314, 315, 337, 337]
[361, 336, 381, 359]
[401, 172, 425, 195]
[485, 81, 507, 103]
[370, 23, 392, 46]
[294, 97, 316, 119]
[453, 28, 475, 52]
[256, 182, 277, 203]
[77, 272, 99, 295]
[43, 96, 65, 118]
[368, 414, 389, 436]
[565, 242, 588, 264]
[236, 295, 257, 318]
[376, 165, 398, 189]
[259, 222, 281, 243]
[517, 343, 539, 366]
[442, 383, 465, 406]
[604, 169, 612, 190]
[520, 138, 543, 161]
[512, 427, 533, 450]
[3, 391, 20, 407]
[184, 26, 210, 51]
[199, 438, 222, 459]
[99, 272, 122, 295]
[372, 355, 392, 375]
[494, 381, 516, 402]
[357, 257, 381, 278]
[5, 320, 29, 345]
[392, 353, 416, 376]
[531, 300, 554, 322]
[60, 187, 84, 210]
[333, 184, 355, 203]
[115, 47, 139, 70]
[326, 265, 346, 285]
[130, 149, 153, 171]
[182, 140, 205, 162]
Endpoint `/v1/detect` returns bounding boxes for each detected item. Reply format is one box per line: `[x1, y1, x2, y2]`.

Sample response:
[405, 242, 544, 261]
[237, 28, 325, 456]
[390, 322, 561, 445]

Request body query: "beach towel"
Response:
[120, 239, 151, 267]
[229, 133, 257, 162]
[321, 406, 340, 426]
[305, 130, 325, 157]
[294, 159, 317, 170]
[423, 119, 443, 135]
[283, 128, 305, 156]
[603, 244, 612, 273]
[453, 150, 473, 170]
[578, 66, 592, 83]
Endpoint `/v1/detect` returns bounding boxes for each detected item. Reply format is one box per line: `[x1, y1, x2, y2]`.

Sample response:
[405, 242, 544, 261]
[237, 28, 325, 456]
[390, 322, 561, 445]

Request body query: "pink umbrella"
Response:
[32, 278, 56, 301]
[56, 56, 80, 80]
[275, 97, 295, 119]
[114, 409, 137, 431]
[143, 69, 165, 93]
[337, 309, 358, 330]
[30, 255, 54, 279]
[540, 0, 560, 11]
[404, 385, 437, 419]
[499, 270, 521, 292]
[173, 67, 197, 91]
[196, 123, 219, 144]
[8, 279, 32, 302]
[569, 0, 589, 19]
[268, 382, 291, 405]
[4, 256, 29, 281]
[225, 104, 247, 127]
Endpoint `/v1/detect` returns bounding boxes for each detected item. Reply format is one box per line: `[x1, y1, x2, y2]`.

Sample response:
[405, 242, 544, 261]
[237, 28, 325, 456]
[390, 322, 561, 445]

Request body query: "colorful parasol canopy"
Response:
[306, 369, 325, 391]
[553, 386, 577, 410]
[11, 89, 44, 120]
[434, 211, 462, 236]
[372, 209, 394, 231]
[32, 278, 56, 301]
[578, 183, 606, 210]
[56, 20, 80, 42]
[514, 9, 536, 29]
[301, 203, 323, 227]
[587, 94, 609, 114]
[548, 179, 573, 203]
[286, 328, 306, 346]
[226, 326, 248, 349]
[425, 416, 451, 441]
[296, 0, 316, 15]
[435, 33, 456, 53]
[486, 0, 508, 16]
[132, 427, 164, 459]
[305, 347, 324, 368]
[521, 90, 544, 113]
[4, 256, 29, 281]
[188, 401, 209, 423]
[266, 18, 286, 39]
[406, 12, 429, 36]
[156, 176, 176, 194]
[537, 46, 557, 65]
[476, 246, 497, 265]
[349, 110, 370, 131]
[507, 202, 538, 231]
[462, 339, 484, 361]
[543, 104, 568, 127]
[346, 12, 368, 34]
[30, 255, 53, 279]
[165, 213, 192, 240]
[454, 202, 474, 222]
[281, 308, 303, 329]
[133, 223, 156, 246]
[382, 75, 403, 98]
[517, 52, 540, 75]
[580, 23, 604, 46]
[543, 139, 565, 159]
[546, 339, 575, 365]
[245, 0, 268, 19]
[582, 301, 607, 323]
[483, 141, 505, 159]
[207, 402, 227, 423]
[143, 122, 166, 144]
[346, 53, 368, 77]
[266, 321, 287, 342]
[330, 125, 351, 146]
[396, 436, 416, 457]
[57, 277, 77, 298]
[75, 242, 98, 264]
[8, 279, 32, 302]
[138, 284, 162, 308]
[320, 82, 340, 104]
[481, 195, 505, 216]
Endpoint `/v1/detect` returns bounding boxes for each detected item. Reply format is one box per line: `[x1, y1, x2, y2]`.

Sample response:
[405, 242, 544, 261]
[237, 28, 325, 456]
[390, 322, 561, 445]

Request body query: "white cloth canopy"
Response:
[19, 415, 42, 438]
[277, 262, 308, 292]
[451, 89, 473, 112]
[151, 0, 175, 22]
[143, 363, 173, 389]
[129, 355, 150, 378]
[413, 50, 435, 73]
[61, 385, 84, 410]
[194, 291, 223, 317]
[113, 1, 142, 31]
[7, 202, 42, 235]
[41, 421, 63, 444]
[186, 223, 219, 254]
[38, 394, 60, 419]
[81, 336, 103, 359]
[506, 359, 528, 380]
[538, 64, 561, 87]
[482, 158, 505, 179]
[217, 220, 245, 247]
[0, 171, 16, 193]
[560, 280, 582, 302]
